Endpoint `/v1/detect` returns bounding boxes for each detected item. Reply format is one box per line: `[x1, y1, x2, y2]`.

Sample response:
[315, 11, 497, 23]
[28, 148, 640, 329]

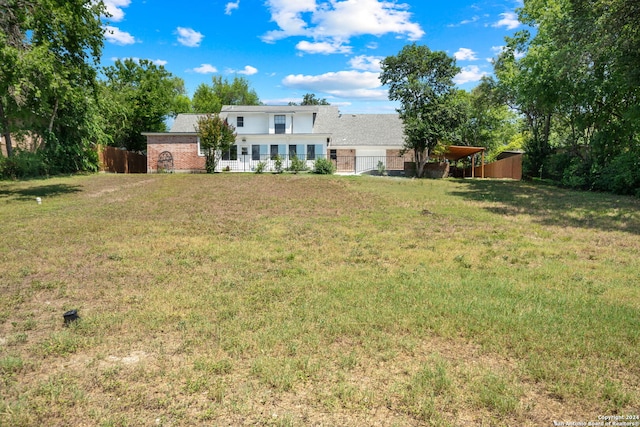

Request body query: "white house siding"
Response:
[146, 106, 406, 173]
[226, 113, 268, 134]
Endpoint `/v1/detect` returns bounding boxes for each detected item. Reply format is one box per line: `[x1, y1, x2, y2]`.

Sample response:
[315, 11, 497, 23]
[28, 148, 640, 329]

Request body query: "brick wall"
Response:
[146, 135, 205, 173]
[386, 149, 414, 170]
[331, 149, 356, 172]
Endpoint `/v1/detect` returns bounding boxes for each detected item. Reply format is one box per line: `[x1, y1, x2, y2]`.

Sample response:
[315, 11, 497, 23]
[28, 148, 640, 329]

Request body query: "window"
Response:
[289, 144, 305, 160]
[330, 149, 337, 160]
[270, 144, 286, 160]
[197, 138, 207, 157]
[252, 144, 268, 161]
[237, 116, 244, 127]
[222, 145, 238, 161]
[274, 115, 286, 134]
[307, 144, 324, 160]
[241, 147, 248, 156]
[306, 144, 315, 160]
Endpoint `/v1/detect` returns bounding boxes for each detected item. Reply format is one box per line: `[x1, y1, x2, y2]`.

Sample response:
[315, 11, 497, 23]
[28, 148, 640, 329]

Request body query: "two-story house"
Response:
[144, 105, 411, 174]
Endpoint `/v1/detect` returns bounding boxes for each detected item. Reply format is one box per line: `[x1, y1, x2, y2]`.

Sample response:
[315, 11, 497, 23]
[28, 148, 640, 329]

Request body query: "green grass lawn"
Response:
[1, 173, 639, 426]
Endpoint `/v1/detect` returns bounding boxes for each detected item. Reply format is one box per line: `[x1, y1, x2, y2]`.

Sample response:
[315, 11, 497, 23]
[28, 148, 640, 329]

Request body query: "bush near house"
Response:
[312, 157, 336, 174]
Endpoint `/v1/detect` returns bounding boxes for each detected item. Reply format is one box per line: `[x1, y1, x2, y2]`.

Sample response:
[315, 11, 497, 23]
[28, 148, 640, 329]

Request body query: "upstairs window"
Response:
[274, 115, 286, 134]
[237, 116, 244, 127]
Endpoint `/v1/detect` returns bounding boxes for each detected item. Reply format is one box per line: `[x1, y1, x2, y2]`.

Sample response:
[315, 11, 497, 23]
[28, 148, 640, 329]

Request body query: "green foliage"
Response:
[273, 155, 283, 174]
[493, 0, 640, 195]
[288, 156, 308, 174]
[594, 150, 640, 197]
[0, 150, 45, 179]
[380, 44, 462, 177]
[192, 75, 261, 113]
[289, 93, 330, 106]
[254, 161, 267, 174]
[312, 157, 335, 175]
[376, 160, 386, 176]
[192, 83, 221, 114]
[0, 0, 105, 175]
[455, 79, 520, 157]
[195, 114, 236, 173]
[101, 59, 187, 151]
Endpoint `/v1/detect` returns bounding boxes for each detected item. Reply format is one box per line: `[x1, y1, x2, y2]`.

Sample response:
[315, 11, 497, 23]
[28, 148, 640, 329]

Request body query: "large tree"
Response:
[455, 78, 520, 157]
[494, 0, 640, 192]
[101, 59, 188, 152]
[195, 114, 236, 173]
[0, 0, 105, 170]
[289, 93, 330, 106]
[380, 44, 462, 177]
[192, 76, 260, 113]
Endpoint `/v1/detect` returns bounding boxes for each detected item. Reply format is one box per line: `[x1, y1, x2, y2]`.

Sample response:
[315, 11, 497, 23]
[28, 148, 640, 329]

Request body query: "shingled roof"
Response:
[168, 107, 405, 148]
[170, 114, 204, 133]
[320, 112, 404, 147]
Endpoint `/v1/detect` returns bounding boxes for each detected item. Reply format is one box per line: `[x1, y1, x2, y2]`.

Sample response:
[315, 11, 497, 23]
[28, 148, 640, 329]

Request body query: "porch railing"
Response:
[216, 155, 408, 174]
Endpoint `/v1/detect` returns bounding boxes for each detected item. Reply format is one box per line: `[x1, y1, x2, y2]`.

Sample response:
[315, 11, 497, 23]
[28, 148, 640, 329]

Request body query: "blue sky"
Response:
[101, 0, 524, 113]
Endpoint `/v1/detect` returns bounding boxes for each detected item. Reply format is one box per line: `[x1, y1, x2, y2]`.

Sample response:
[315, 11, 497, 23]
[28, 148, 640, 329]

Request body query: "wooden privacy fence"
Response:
[472, 154, 522, 180]
[98, 146, 147, 174]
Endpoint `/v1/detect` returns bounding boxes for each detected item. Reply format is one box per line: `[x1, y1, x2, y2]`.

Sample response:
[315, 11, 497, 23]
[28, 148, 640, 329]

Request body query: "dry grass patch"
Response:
[1, 173, 639, 426]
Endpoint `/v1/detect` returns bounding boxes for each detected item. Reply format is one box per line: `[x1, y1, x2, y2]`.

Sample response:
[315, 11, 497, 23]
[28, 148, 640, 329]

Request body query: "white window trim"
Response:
[197, 137, 205, 157]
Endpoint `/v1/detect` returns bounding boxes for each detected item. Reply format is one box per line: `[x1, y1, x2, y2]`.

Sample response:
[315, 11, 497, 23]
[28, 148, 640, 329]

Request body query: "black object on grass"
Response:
[63, 309, 80, 325]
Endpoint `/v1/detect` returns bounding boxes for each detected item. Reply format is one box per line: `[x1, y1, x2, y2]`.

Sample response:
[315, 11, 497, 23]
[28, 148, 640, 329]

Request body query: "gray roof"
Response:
[170, 114, 204, 133]
[320, 112, 405, 147]
[221, 105, 323, 114]
[169, 106, 405, 148]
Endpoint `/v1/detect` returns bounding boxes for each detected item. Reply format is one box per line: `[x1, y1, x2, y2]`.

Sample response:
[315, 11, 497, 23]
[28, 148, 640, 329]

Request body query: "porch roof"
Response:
[444, 146, 485, 161]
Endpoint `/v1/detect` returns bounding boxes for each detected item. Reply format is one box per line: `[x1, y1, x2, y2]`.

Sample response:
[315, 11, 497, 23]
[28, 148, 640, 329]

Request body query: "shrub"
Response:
[288, 156, 308, 174]
[312, 157, 335, 175]
[561, 156, 591, 190]
[595, 151, 640, 197]
[273, 155, 283, 174]
[0, 150, 47, 179]
[254, 161, 267, 174]
[377, 160, 387, 176]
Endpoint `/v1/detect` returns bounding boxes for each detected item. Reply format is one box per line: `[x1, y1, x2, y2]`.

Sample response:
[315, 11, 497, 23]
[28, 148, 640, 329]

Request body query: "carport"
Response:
[444, 146, 485, 178]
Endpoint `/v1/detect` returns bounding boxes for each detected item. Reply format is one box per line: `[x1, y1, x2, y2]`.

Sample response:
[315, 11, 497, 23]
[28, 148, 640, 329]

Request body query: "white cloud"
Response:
[261, 0, 316, 42]
[227, 65, 259, 75]
[448, 15, 479, 27]
[296, 40, 352, 55]
[454, 66, 489, 85]
[262, 0, 424, 53]
[493, 12, 520, 30]
[102, 0, 130, 22]
[225, 0, 240, 15]
[191, 64, 218, 74]
[454, 48, 478, 61]
[282, 71, 387, 100]
[349, 55, 382, 72]
[104, 26, 136, 45]
[176, 27, 204, 47]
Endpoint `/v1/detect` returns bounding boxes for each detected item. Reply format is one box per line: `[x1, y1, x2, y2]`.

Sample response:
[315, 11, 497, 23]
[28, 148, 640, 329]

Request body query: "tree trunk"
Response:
[415, 147, 428, 178]
[0, 100, 13, 157]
